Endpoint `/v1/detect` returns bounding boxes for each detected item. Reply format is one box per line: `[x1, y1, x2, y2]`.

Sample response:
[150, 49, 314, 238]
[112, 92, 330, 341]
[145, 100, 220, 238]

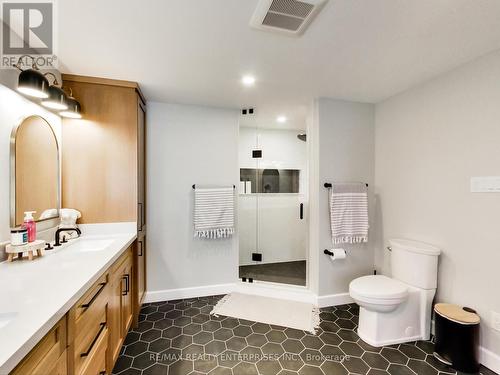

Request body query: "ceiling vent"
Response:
[250, 0, 328, 36]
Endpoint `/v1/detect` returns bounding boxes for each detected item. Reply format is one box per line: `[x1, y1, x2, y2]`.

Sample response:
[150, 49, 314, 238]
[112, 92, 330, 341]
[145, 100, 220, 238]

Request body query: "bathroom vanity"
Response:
[0, 75, 148, 374]
[0, 225, 138, 374]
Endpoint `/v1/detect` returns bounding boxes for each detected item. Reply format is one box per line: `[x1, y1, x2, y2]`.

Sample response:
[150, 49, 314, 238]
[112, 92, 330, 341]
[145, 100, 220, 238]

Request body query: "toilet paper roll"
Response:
[329, 248, 347, 261]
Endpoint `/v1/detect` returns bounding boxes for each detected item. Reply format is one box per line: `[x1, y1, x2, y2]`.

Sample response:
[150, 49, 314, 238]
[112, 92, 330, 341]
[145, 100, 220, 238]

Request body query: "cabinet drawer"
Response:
[11, 317, 67, 375]
[80, 328, 108, 375]
[74, 273, 109, 323]
[74, 308, 107, 375]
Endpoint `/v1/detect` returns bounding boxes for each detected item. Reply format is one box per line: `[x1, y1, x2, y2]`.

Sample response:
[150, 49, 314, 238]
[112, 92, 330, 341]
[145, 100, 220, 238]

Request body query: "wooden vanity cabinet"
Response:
[10, 247, 135, 375]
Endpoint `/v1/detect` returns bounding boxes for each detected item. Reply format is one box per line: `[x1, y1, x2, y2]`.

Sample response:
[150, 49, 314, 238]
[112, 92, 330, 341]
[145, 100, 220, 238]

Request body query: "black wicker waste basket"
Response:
[434, 303, 480, 373]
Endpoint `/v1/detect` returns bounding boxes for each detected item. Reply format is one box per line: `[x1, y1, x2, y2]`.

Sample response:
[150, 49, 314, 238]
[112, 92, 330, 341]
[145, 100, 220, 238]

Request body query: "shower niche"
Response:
[240, 168, 300, 194]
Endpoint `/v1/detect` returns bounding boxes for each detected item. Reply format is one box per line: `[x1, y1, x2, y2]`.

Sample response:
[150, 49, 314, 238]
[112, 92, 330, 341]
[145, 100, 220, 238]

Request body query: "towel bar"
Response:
[192, 184, 236, 189]
[324, 182, 368, 188]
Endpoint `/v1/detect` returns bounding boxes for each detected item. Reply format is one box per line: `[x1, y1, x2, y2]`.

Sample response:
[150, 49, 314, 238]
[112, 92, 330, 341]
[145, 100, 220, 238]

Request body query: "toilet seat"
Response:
[350, 275, 408, 306]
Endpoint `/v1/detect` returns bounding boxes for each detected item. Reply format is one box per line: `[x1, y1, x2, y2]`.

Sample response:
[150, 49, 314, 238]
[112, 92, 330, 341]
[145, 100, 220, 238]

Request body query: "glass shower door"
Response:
[239, 125, 308, 286]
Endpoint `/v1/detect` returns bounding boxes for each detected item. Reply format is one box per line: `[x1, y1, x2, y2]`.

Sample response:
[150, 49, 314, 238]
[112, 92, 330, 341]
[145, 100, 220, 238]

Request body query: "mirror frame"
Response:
[10, 115, 61, 227]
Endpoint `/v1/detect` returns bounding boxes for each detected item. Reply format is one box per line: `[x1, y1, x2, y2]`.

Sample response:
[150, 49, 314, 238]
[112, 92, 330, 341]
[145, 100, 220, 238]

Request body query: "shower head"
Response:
[297, 133, 307, 142]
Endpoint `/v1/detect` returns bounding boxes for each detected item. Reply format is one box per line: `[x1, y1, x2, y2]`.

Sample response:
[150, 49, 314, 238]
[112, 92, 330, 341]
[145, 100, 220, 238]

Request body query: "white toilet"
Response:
[349, 239, 441, 347]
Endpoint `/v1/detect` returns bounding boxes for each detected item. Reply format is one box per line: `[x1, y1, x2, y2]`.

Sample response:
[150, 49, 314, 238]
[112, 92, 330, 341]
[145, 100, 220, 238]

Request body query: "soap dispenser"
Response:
[23, 211, 37, 242]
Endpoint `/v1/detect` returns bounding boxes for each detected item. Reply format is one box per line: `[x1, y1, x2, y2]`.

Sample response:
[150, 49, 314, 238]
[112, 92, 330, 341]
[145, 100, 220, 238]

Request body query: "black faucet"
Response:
[54, 227, 82, 247]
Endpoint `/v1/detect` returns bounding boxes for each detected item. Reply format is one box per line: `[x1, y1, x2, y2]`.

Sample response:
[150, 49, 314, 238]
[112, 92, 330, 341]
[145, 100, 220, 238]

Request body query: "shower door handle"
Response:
[299, 203, 304, 220]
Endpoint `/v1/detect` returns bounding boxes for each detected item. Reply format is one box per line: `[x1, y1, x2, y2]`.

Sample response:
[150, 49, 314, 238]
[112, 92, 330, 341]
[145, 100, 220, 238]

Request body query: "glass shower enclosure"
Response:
[238, 125, 308, 286]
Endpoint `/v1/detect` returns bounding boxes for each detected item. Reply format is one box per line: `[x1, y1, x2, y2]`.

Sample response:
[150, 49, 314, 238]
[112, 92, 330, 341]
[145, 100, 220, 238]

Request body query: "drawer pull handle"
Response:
[138, 240, 143, 257]
[137, 202, 144, 232]
[122, 274, 130, 296]
[99, 372, 107, 375]
[81, 282, 107, 310]
[80, 322, 106, 357]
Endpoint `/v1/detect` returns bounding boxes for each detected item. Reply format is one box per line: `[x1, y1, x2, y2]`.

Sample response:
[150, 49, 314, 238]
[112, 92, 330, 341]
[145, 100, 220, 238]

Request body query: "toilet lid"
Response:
[350, 275, 408, 300]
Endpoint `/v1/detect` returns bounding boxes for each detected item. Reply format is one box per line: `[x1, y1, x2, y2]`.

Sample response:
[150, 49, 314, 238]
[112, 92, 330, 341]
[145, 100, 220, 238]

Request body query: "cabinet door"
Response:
[137, 236, 146, 305]
[137, 98, 146, 235]
[11, 317, 67, 375]
[121, 261, 134, 335]
[107, 276, 123, 370]
[107, 248, 133, 372]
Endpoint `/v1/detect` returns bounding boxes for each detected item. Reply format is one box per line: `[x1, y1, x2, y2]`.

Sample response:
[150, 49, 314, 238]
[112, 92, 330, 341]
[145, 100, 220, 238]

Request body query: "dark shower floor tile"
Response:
[113, 297, 497, 375]
[239, 260, 306, 286]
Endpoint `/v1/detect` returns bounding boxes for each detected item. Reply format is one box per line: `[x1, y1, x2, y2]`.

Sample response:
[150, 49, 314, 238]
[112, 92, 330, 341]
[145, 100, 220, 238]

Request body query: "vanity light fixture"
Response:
[59, 88, 82, 119]
[41, 73, 68, 110]
[14, 55, 49, 99]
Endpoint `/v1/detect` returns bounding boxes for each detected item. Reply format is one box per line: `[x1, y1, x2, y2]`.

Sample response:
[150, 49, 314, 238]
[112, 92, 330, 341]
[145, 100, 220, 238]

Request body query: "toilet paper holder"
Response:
[324, 249, 347, 257]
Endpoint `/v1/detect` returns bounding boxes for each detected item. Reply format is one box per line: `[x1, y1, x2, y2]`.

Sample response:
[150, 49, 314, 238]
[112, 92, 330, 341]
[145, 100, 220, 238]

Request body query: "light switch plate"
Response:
[470, 176, 500, 193]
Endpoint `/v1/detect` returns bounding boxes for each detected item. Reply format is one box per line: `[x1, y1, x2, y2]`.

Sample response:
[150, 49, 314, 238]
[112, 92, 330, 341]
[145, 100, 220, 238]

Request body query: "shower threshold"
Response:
[239, 260, 306, 286]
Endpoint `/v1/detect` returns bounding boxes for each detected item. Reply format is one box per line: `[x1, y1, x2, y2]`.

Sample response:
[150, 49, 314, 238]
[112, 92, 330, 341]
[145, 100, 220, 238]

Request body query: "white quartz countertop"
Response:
[0, 223, 137, 374]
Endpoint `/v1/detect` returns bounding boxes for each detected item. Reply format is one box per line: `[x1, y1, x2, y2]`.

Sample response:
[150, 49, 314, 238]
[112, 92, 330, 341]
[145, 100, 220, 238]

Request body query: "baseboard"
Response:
[480, 346, 500, 374]
[144, 282, 317, 305]
[317, 292, 354, 308]
[146, 284, 354, 310]
[144, 283, 236, 303]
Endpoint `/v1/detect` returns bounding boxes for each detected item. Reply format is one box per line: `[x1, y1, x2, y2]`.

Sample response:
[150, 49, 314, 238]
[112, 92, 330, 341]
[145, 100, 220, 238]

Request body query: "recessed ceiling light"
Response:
[242, 75, 256, 86]
[277, 115, 287, 123]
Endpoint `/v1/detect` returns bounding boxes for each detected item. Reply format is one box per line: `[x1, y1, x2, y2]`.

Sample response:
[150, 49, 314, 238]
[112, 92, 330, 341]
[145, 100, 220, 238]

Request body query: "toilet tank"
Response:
[390, 239, 441, 289]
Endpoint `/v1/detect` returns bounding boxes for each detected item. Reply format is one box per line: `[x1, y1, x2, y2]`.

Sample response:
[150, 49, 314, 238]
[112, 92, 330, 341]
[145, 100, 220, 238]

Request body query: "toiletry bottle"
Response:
[23, 211, 37, 242]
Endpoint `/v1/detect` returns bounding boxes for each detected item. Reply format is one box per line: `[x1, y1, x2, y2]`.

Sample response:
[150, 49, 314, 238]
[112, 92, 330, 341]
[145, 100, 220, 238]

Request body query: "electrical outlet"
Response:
[492, 311, 500, 332]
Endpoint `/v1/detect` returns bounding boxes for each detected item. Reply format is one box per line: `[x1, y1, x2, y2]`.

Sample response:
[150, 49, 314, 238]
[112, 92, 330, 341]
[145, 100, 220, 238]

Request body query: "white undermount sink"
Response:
[0, 312, 18, 329]
[67, 238, 114, 252]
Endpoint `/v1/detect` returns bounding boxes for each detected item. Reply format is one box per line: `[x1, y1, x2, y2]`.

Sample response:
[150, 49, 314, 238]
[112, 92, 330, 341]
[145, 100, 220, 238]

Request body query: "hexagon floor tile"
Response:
[113, 296, 497, 375]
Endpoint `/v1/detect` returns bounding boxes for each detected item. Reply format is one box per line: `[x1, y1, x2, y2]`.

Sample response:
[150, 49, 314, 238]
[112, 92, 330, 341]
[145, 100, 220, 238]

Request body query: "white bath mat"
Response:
[211, 293, 320, 334]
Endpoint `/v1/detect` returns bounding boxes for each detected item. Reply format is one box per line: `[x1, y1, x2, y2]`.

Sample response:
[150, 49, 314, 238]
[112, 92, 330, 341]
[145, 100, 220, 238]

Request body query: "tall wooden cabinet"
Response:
[61, 74, 146, 226]
[135, 97, 147, 311]
[61, 74, 147, 370]
[137, 98, 146, 237]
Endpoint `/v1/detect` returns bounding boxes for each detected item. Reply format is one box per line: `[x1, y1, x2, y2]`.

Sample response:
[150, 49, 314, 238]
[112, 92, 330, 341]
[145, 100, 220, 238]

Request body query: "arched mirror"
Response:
[11, 115, 60, 227]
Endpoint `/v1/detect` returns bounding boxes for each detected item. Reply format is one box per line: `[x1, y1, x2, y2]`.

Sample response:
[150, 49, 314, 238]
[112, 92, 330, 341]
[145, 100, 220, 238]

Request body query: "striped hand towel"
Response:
[329, 183, 369, 244]
[194, 187, 235, 239]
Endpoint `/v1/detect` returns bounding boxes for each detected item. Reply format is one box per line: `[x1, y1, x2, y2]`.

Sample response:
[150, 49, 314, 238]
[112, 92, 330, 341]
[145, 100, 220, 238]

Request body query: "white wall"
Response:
[238, 127, 308, 265]
[309, 98, 375, 302]
[239, 127, 307, 170]
[146, 102, 239, 299]
[375, 50, 500, 367]
[0, 83, 62, 260]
